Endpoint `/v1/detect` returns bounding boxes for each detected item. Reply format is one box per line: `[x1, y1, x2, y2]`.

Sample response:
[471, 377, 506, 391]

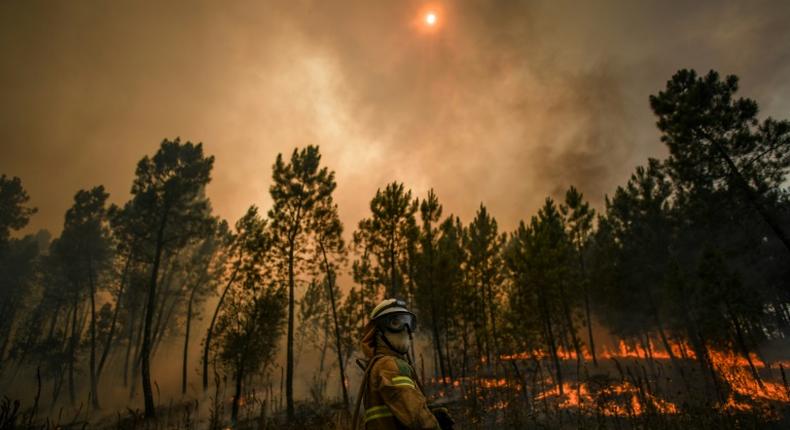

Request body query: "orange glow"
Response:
[536, 381, 678, 416]
[479, 378, 508, 388]
[500, 347, 593, 362]
[708, 349, 789, 406]
[496, 338, 789, 416]
[599, 339, 697, 360]
[433, 336, 790, 420]
[490, 400, 509, 410]
[425, 12, 437, 26]
[415, 4, 443, 33]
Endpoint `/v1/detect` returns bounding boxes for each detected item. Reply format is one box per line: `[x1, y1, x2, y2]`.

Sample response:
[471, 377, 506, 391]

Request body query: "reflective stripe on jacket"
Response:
[363, 347, 439, 430]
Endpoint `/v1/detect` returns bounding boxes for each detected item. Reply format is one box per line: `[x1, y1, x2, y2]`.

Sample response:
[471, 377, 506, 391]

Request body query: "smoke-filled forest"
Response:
[1, 68, 790, 429]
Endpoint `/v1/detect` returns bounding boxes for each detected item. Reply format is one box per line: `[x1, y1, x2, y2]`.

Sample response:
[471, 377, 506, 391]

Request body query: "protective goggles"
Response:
[378, 312, 416, 333]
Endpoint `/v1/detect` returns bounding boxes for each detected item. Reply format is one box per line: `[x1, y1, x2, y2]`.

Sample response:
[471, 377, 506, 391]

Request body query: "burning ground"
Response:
[416, 338, 790, 429]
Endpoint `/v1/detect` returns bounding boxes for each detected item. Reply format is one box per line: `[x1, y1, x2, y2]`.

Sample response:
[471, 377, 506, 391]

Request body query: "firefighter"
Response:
[352, 298, 454, 430]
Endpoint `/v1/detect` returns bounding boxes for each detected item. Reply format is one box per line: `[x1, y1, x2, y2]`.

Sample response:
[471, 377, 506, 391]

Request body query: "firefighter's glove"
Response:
[429, 406, 454, 430]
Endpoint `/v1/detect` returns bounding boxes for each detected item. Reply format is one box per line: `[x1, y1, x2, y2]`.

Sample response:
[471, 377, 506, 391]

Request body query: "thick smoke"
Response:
[1, 1, 789, 234]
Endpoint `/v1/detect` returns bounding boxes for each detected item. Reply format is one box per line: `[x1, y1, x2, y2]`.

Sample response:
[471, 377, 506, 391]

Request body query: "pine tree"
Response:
[268, 146, 336, 420]
[123, 138, 215, 418]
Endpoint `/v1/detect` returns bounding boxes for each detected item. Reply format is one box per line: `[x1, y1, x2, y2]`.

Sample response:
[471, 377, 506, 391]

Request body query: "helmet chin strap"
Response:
[406, 326, 416, 365]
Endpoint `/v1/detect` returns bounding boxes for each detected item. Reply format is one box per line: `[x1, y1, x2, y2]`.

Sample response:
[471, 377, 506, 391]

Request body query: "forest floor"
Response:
[3, 354, 790, 429]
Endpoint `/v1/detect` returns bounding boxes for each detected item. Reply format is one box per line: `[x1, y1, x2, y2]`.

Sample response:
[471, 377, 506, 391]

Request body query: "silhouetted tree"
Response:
[650, 69, 790, 254]
[203, 207, 266, 392]
[298, 278, 332, 401]
[560, 187, 597, 365]
[214, 207, 284, 425]
[52, 186, 112, 408]
[123, 138, 215, 418]
[309, 195, 350, 409]
[0, 175, 37, 247]
[413, 190, 448, 381]
[0, 234, 40, 367]
[464, 204, 505, 368]
[0, 174, 37, 363]
[268, 146, 335, 420]
[595, 160, 682, 363]
[505, 198, 572, 395]
[180, 220, 226, 395]
[433, 215, 464, 380]
[353, 182, 418, 301]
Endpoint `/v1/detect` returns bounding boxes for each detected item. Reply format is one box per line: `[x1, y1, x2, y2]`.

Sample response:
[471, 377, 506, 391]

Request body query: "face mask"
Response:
[379, 330, 411, 355]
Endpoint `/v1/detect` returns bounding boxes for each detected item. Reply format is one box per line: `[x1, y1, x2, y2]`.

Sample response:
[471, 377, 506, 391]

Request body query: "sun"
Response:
[425, 12, 437, 26]
[415, 5, 442, 32]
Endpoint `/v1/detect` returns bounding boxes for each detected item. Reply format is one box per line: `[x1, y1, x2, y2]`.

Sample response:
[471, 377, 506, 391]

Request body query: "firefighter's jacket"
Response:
[362, 343, 440, 429]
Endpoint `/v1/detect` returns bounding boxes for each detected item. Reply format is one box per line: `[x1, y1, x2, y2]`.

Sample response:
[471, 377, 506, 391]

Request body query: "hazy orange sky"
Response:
[2, 0, 789, 239]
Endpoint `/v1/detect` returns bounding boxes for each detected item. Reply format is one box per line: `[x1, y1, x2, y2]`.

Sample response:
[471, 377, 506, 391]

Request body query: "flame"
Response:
[463, 337, 790, 419]
[490, 400, 509, 410]
[500, 339, 700, 362]
[501, 347, 593, 362]
[480, 378, 508, 388]
[536, 381, 678, 416]
[599, 339, 698, 360]
[708, 349, 789, 407]
[536, 382, 593, 407]
[429, 376, 455, 384]
[722, 395, 752, 412]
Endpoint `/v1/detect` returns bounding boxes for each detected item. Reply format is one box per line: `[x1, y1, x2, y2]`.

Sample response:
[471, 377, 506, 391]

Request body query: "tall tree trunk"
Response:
[461, 319, 469, 379]
[286, 239, 296, 420]
[648, 286, 690, 389]
[654, 313, 690, 391]
[479, 281, 491, 367]
[582, 288, 596, 365]
[151, 290, 181, 358]
[539, 292, 562, 395]
[485, 280, 500, 372]
[473, 324, 484, 369]
[546, 317, 563, 395]
[444, 325, 453, 380]
[51, 367, 65, 409]
[182, 282, 198, 395]
[577, 247, 597, 365]
[97, 254, 130, 383]
[47, 304, 62, 341]
[232, 360, 245, 425]
[318, 316, 329, 375]
[427, 237, 447, 385]
[141, 213, 168, 419]
[123, 308, 138, 387]
[318, 242, 350, 410]
[129, 313, 147, 399]
[726, 305, 764, 388]
[558, 284, 583, 366]
[88, 258, 100, 409]
[431, 315, 446, 384]
[0, 304, 16, 363]
[150, 255, 177, 352]
[67, 295, 80, 405]
[442, 299, 453, 380]
[52, 309, 74, 408]
[202, 268, 239, 391]
[676, 276, 725, 402]
[685, 317, 725, 402]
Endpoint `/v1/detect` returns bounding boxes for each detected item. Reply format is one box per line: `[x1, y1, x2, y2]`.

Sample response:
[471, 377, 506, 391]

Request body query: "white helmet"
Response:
[370, 298, 417, 333]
